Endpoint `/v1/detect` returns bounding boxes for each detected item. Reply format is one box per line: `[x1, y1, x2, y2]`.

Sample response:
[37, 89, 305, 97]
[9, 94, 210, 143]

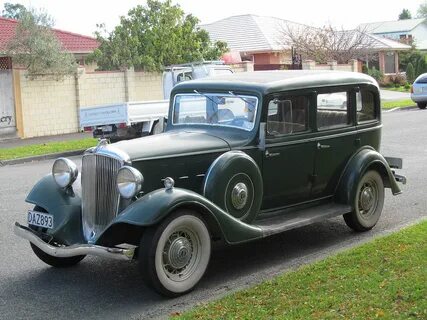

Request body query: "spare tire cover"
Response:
[203, 151, 263, 223]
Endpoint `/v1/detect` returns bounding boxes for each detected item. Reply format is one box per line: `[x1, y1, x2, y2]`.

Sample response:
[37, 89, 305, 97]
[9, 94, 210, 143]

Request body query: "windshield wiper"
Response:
[228, 91, 257, 110]
[193, 90, 219, 106]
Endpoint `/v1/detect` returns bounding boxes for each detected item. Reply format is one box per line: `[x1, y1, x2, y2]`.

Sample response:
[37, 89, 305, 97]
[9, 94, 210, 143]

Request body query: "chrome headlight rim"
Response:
[52, 158, 78, 188]
[117, 166, 144, 199]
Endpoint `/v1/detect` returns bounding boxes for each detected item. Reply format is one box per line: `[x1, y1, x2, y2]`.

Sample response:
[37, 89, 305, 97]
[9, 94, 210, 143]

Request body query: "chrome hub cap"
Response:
[358, 181, 378, 217]
[231, 182, 248, 210]
[162, 230, 198, 280]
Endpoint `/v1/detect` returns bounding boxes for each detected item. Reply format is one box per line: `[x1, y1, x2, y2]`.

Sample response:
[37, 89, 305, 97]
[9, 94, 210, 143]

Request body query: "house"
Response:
[202, 14, 411, 75]
[0, 17, 99, 71]
[201, 14, 303, 70]
[358, 18, 427, 50]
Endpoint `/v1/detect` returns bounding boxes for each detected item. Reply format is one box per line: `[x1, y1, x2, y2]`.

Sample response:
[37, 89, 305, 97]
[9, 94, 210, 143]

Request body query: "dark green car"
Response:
[14, 71, 406, 297]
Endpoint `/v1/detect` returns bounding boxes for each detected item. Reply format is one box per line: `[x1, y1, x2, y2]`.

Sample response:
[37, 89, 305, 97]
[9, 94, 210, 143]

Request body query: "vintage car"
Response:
[14, 71, 406, 297]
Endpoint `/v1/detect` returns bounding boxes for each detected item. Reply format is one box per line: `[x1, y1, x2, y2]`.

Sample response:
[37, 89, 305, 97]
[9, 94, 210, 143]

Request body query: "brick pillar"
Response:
[378, 52, 385, 74]
[242, 61, 254, 72]
[394, 51, 399, 74]
[302, 60, 316, 70]
[349, 59, 358, 72]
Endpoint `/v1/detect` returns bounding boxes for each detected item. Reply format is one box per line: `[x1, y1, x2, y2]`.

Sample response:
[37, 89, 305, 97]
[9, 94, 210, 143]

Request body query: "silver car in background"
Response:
[411, 73, 427, 109]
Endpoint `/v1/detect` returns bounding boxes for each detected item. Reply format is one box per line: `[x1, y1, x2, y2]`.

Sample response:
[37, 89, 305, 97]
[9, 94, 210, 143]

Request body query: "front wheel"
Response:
[343, 170, 384, 232]
[139, 210, 211, 297]
[417, 103, 426, 109]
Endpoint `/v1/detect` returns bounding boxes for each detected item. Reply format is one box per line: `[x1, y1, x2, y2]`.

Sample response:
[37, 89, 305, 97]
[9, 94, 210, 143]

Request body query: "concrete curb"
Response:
[0, 149, 86, 167]
[383, 105, 417, 113]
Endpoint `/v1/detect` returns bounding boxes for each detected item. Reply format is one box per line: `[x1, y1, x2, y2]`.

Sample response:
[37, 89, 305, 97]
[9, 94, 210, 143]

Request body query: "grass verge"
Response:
[382, 87, 411, 93]
[382, 99, 416, 110]
[0, 138, 97, 161]
[174, 220, 427, 320]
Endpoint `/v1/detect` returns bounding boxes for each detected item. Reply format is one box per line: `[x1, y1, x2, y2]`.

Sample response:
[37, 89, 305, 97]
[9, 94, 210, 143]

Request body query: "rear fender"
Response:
[335, 147, 401, 206]
[100, 188, 263, 245]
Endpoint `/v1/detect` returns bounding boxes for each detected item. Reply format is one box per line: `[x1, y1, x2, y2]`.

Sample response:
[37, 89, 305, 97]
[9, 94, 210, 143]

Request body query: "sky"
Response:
[0, 0, 423, 37]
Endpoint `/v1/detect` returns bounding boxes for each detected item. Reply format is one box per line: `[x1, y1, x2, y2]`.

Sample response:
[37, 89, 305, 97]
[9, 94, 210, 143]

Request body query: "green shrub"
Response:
[404, 82, 411, 90]
[406, 63, 415, 83]
[367, 66, 384, 83]
[361, 64, 368, 74]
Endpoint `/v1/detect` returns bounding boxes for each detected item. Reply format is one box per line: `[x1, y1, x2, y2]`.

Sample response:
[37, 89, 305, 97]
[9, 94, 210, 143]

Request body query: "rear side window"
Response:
[356, 90, 377, 123]
[317, 91, 350, 130]
[267, 95, 309, 136]
[416, 76, 427, 84]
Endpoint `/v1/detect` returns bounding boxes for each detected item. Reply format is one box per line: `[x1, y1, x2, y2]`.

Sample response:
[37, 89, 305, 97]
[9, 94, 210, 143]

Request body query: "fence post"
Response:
[12, 69, 24, 137]
[328, 60, 337, 70]
[349, 59, 358, 72]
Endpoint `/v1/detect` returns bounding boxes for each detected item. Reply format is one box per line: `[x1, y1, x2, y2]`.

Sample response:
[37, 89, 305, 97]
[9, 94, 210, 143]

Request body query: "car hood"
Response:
[111, 130, 230, 161]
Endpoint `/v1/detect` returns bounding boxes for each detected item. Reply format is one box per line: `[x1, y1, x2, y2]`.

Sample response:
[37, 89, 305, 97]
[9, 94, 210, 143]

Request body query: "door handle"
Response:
[317, 142, 330, 150]
[265, 150, 280, 158]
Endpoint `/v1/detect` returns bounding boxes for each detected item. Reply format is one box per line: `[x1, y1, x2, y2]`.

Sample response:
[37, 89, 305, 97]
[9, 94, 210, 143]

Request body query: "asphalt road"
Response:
[1, 108, 426, 320]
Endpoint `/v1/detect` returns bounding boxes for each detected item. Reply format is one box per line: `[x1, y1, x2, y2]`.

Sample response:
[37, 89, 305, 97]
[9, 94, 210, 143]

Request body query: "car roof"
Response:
[172, 70, 378, 95]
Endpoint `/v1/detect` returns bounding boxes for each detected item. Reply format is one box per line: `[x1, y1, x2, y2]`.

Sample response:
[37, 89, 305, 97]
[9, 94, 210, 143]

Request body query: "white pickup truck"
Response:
[80, 61, 233, 141]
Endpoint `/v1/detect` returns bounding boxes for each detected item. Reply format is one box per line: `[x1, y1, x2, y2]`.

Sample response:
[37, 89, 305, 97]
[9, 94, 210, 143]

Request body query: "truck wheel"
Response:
[203, 151, 263, 223]
[139, 210, 211, 297]
[343, 170, 384, 232]
[29, 206, 85, 268]
[417, 103, 426, 109]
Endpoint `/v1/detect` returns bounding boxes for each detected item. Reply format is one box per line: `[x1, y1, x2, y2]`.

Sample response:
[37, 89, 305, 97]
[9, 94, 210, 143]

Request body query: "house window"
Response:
[385, 52, 396, 74]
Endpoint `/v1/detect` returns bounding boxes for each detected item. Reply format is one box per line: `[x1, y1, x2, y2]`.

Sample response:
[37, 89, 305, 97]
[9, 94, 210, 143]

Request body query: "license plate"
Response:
[28, 210, 54, 229]
[102, 125, 113, 132]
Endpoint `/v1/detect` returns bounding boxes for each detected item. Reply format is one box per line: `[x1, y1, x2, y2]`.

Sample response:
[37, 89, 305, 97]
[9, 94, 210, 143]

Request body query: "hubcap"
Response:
[358, 181, 378, 217]
[231, 182, 248, 210]
[166, 236, 192, 269]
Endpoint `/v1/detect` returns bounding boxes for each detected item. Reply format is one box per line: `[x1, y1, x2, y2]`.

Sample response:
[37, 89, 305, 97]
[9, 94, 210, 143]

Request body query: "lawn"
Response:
[174, 220, 427, 320]
[382, 99, 416, 110]
[382, 86, 411, 93]
[0, 138, 97, 161]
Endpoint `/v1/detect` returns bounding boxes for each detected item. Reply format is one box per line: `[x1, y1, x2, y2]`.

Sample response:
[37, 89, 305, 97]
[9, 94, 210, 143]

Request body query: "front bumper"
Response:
[14, 222, 135, 261]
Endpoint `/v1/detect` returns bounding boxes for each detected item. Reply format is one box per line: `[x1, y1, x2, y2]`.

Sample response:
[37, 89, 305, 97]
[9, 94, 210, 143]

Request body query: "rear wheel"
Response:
[417, 103, 426, 109]
[139, 210, 211, 297]
[343, 171, 384, 232]
[29, 206, 85, 268]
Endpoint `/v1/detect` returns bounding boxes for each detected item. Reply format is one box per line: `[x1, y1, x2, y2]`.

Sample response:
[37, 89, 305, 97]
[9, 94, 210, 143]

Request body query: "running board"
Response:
[255, 203, 351, 237]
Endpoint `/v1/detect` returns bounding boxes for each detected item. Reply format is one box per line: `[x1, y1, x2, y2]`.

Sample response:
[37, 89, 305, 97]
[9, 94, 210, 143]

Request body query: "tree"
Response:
[280, 24, 376, 64]
[89, 0, 227, 71]
[406, 63, 415, 83]
[1, 2, 27, 20]
[6, 9, 76, 80]
[417, 1, 427, 17]
[398, 9, 412, 20]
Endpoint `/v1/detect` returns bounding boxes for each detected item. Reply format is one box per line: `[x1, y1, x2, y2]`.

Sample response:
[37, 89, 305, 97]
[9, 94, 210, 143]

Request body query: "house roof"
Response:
[358, 18, 427, 34]
[366, 33, 411, 50]
[201, 14, 303, 53]
[0, 17, 99, 53]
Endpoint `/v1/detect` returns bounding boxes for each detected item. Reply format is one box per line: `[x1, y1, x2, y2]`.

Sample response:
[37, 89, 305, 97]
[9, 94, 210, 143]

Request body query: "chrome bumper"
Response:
[13, 222, 135, 261]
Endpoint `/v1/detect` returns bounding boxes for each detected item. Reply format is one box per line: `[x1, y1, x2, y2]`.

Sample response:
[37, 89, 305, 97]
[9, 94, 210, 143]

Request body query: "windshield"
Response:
[172, 93, 258, 131]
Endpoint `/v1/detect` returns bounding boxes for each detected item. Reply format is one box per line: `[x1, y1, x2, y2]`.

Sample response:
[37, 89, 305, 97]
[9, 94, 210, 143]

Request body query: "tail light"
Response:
[118, 123, 128, 129]
[83, 126, 93, 132]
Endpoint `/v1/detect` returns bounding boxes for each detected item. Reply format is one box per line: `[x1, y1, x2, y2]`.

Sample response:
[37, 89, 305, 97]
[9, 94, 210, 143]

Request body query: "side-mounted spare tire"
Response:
[203, 151, 263, 223]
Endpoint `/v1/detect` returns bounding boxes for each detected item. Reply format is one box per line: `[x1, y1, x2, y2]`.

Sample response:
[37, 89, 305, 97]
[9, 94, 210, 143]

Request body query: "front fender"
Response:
[104, 188, 263, 244]
[25, 175, 84, 245]
[335, 147, 401, 206]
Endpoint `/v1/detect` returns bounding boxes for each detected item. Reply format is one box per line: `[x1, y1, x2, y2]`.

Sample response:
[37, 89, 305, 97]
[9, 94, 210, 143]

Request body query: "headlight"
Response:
[52, 158, 78, 188]
[117, 166, 143, 199]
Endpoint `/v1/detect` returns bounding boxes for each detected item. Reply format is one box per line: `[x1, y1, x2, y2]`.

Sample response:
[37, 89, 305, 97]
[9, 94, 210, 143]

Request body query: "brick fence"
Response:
[13, 68, 163, 138]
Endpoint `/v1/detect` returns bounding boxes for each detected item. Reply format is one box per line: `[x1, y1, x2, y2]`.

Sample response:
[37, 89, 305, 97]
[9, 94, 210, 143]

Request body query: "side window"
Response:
[317, 91, 350, 130]
[357, 90, 377, 123]
[177, 72, 192, 82]
[267, 95, 309, 136]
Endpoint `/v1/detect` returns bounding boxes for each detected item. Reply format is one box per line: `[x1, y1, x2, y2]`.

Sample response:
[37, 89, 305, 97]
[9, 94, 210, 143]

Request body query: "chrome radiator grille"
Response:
[81, 154, 122, 242]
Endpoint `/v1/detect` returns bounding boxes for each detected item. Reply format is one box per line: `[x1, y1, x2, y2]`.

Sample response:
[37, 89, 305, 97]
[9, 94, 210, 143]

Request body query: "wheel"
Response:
[29, 206, 85, 268]
[138, 210, 211, 297]
[343, 170, 384, 232]
[152, 120, 165, 135]
[203, 151, 263, 223]
[417, 103, 426, 109]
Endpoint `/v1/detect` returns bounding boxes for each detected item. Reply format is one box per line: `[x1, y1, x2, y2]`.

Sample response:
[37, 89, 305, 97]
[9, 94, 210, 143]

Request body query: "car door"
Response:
[311, 87, 358, 198]
[262, 92, 317, 210]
